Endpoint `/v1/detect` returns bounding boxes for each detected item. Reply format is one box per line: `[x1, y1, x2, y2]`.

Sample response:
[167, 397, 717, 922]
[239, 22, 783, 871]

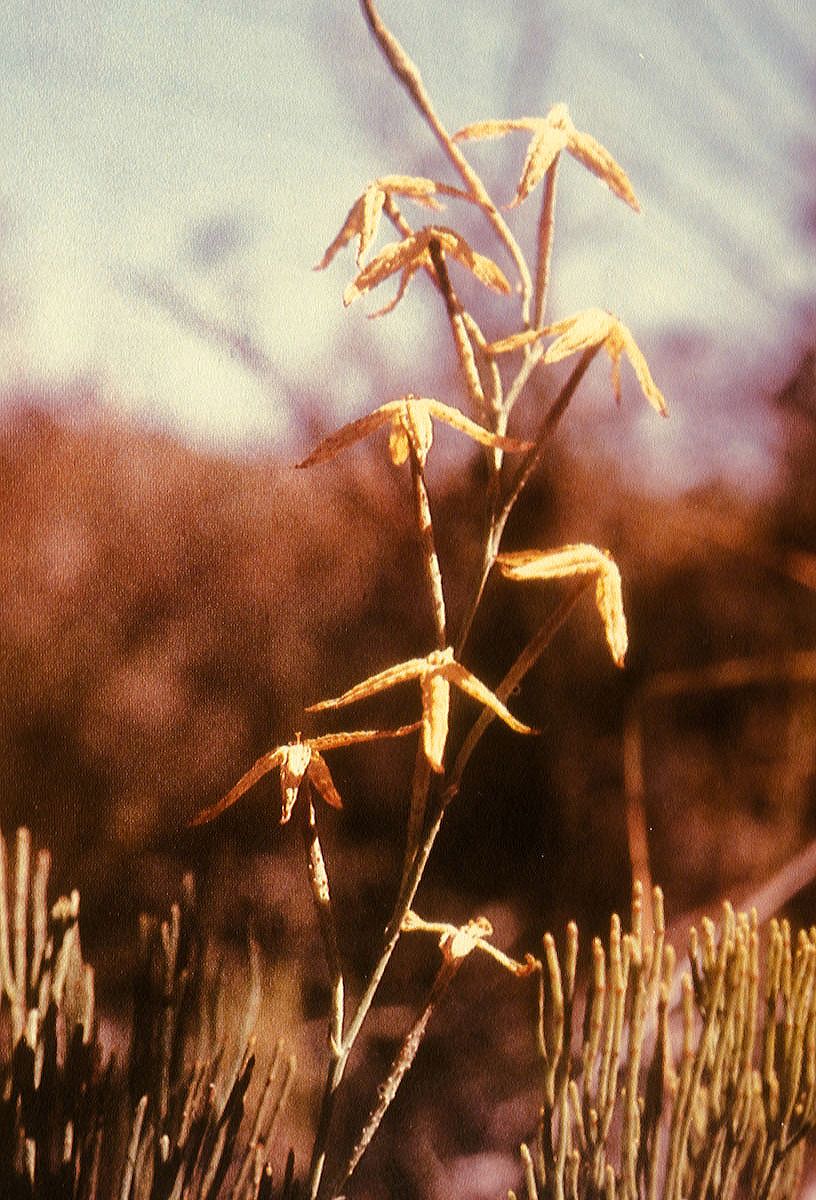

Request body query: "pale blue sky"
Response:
[0, 0, 813, 486]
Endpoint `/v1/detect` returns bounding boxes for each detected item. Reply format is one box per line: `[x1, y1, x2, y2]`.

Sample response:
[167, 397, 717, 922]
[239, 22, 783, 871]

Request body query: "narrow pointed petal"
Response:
[510, 125, 569, 207]
[423, 398, 533, 452]
[434, 229, 511, 294]
[393, 398, 434, 463]
[452, 117, 539, 142]
[485, 329, 544, 356]
[421, 671, 451, 772]
[343, 231, 429, 307]
[542, 308, 615, 363]
[498, 543, 607, 581]
[388, 416, 411, 466]
[279, 741, 313, 823]
[366, 261, 424, 318]
[443, 661, 534, 735]
[296, 403, 400, 468]
[305, 752, 344, 811]
[498, 545, 628, 667]
[378, 174, 447, 207]
[595, 561, 628, 667]
[567, 130, 640, 212]
[306, 657, 430, 712]
[618, 327, 668, 417]
[357, 186, 388, 264]
[188, 747, 286, 826]
[314, 195, 370, 272]
[307, 723, 422, 753]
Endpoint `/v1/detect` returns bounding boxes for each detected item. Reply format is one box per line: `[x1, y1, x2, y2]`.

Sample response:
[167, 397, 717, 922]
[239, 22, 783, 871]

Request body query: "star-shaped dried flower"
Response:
[342, 226, 510, 316]
[315, 175, 458, 271]
[188, 725, 418, 827]
[497, 544, 628, 667]
[402, 910, 538, 975]
[297, 394, 532, 471]
[487, 308, 667, 417]
[306, 647, 533, 774]
[454, 104, 639, 211]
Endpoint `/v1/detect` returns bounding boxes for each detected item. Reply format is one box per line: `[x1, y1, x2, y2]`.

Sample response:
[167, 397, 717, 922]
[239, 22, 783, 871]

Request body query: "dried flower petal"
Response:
[188, 725, 418, 827]
[402, 910, 538, 976]
[454, 105, 639, 212]
[485, 329, 545, 356]
[443, 916, 494, 961]
[390, 399, 433, 467]
[342, 226, 509, 313]
[498, 544, 629, 666]
[421, 670, 451, 772]
[543, 308, 667, 417]
[315, 175, 451, 272]
[307, 646, 532, 773]
[303, 751, 344, 814]
[510, 123, 570, 207]
[444, 660, 534, 734]
[297, 395, 532, 470]
[278, 740, 313, 823]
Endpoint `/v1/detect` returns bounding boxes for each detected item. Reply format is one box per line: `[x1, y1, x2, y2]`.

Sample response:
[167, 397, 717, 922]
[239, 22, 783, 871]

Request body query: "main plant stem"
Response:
[360, 0, 533, 321]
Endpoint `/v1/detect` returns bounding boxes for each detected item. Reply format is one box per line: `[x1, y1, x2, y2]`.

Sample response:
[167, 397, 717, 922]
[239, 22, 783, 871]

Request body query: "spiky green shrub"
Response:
[0, 826, 294, 1200]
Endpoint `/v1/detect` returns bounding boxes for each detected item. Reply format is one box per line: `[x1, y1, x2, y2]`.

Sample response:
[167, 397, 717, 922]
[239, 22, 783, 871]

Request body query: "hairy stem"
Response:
[310, 781, 448, 1199]
[407, 441, 447, 649]
[533, 157, 560, 330]
[303, 793, 345, 1200]
[332, 956, 460, 1195]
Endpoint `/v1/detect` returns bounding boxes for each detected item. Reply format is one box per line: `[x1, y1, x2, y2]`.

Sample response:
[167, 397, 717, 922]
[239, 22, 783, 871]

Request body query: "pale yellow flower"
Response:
[487, 308, 667, 417]
[188, 726, 418, 827]
[315, 175, 457, 271]
[342, 226, 510, 316]
[297, 394, 532, 471]
[307, 647, 533, 773]
[454, 104, 639, 212]
[497, 544, 629, 667]
[402, 910, 537, 975]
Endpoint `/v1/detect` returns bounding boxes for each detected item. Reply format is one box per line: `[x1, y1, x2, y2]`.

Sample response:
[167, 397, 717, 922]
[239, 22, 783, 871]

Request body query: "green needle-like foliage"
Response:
[515, 884, 816, 1200]
[0, 826, 295, 1200]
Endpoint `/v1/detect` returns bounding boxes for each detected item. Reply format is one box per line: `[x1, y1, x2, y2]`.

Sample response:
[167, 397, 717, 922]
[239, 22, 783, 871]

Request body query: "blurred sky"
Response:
[0, 0, 814, 489]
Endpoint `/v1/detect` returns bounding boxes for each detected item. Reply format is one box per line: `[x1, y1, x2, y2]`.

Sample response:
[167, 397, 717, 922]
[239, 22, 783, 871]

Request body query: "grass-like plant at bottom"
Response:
[2, 825, 814, 1199]
[517, 883, 816, 1200]
[0, 826, 294, 1200]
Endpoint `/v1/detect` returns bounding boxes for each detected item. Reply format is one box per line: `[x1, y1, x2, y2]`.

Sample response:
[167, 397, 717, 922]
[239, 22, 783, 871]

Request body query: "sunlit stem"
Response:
[455, 345, 601, 658]
[332, 955, 460, 1196]
[303, 793, 345, 1200]
[360, 0, 533, 321]
[533, 157, 560, 331]
[428, 238, 487, 422]
[408, 441, 447, 650]
[402, 747, 432, 894]
[309, 782, 449, 1198]
[447, 581, 590, 802]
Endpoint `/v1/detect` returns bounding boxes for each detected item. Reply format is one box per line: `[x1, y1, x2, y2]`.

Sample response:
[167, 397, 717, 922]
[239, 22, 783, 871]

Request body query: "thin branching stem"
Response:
[533, 158, 560, 330]
[447, 580, 590, 801]
[332, 956, 460, 1195]
[303, 793, 345, 1200]
[309, 777, 447, 1199]
[359, 0, 533, 319]
[408, 441, 447, 650]
[456, 345, 601, 657]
